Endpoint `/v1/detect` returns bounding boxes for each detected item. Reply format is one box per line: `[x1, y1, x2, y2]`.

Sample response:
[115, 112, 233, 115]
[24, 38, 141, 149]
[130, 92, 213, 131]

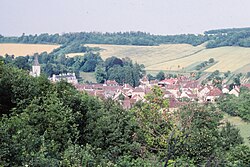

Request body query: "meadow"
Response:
[0, 43, 60, 57]
[224, 113, 250, 146]
[84, 44, 250, 73]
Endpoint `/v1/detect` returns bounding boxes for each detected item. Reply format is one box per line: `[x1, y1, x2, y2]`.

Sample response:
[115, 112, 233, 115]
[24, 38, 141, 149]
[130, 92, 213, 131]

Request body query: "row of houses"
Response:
[72, 76, 249, 110]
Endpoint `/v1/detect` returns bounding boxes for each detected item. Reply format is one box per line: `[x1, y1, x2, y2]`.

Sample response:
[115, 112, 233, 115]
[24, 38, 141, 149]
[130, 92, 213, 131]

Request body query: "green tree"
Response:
[95, 65, 107, 83]
[156, 71, 165, 81]
[208, 58, 215, 63]
[226, 145, 250, 166]
[84, 99, 141, 162]
[0, 92, 78, 166]
[132, 86, 171, 164]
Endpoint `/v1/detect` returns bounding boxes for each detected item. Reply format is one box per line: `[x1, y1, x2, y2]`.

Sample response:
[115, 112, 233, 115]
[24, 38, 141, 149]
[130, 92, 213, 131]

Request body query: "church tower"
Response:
[31, 54, 41, 77]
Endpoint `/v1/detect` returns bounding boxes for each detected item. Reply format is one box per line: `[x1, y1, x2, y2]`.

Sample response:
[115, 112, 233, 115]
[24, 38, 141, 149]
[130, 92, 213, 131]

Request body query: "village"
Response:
[29, 54, 249, 110]
[73, 76, 250, 110]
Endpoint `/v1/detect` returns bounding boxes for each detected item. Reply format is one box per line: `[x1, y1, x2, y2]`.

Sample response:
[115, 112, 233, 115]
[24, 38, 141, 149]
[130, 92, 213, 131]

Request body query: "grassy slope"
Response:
[0, 43, 60, 57]
[84, 44, 250, 73]
[223, 113, 250, 146]
[80, 72, 96, 83]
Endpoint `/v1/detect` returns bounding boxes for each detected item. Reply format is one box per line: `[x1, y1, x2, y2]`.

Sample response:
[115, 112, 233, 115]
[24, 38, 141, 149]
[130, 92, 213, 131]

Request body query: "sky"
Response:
[1, 0, 250, 36]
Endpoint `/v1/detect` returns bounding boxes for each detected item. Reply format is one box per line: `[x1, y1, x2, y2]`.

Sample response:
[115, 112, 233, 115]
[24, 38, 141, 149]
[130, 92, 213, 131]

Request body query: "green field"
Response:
[223, 113, 250, 146]
[83, 44, 250, 73]
[80, 72, 96, 83]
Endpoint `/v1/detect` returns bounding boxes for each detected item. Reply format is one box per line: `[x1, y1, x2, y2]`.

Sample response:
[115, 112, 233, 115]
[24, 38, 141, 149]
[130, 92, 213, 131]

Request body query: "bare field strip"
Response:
[84, 44, 250, 73]
[0, 43, 60, 57]
[66, 53, 85, 57]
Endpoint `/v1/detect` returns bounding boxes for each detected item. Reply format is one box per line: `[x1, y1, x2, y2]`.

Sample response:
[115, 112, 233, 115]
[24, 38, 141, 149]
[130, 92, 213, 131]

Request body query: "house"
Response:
[132, 87, 145, 98]
[229, 86, 240, 97]
[205, 87, 223, 102]
[49, 73, 78, 84]
[222, 85, 230, 94]
[105, 80, 119, 86]
[158, 78, 178, 86]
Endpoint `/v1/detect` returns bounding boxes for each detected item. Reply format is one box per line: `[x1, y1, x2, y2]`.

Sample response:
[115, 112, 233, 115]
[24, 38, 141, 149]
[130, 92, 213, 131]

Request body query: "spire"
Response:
[34, 54, 40, 66]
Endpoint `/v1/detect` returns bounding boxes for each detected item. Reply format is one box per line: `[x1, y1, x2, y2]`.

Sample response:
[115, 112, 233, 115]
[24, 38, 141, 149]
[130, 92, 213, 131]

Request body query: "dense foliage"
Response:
[0, 32, 208, 46]
[0, 64, 250, 166]
[218, 88, 250, 121]
[205, 27, 250, 48]
[95, 56, 145, 87]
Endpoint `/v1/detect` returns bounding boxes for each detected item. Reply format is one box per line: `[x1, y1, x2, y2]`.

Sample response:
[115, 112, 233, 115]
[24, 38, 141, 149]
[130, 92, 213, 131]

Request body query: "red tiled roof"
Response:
[92, 84, 104, 90]
[207, 88, 222, 96]
[106, 80, 118, 85]
[123, 84, 133, 90]
[133, 87, 144, 93]
[159, 78, 178, 85]
[242, 84, 250, 89]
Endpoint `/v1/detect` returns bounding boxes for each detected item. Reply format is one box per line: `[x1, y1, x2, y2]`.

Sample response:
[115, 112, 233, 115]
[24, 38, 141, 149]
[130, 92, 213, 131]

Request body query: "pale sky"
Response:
[1, 0, 250, 36]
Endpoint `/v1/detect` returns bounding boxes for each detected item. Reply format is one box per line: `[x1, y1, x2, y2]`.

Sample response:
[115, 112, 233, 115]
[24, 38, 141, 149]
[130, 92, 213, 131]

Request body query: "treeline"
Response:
[3, 28, 250, 48]
[205, 27, 250, 35]
[195, 58, 215, 71]
[0, 31, 208, 46]
[0, 64, 250, 166]
[206, 28, 250, 48]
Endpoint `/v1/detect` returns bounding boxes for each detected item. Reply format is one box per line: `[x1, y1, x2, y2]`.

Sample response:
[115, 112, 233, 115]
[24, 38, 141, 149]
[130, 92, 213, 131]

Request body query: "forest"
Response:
[0, 62, 250, 166]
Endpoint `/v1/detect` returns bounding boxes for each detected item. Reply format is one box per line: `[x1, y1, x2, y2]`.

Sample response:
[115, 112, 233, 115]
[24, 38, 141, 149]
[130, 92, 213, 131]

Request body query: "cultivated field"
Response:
[84, 44, 250, 73]
[0, 43, 60, 57]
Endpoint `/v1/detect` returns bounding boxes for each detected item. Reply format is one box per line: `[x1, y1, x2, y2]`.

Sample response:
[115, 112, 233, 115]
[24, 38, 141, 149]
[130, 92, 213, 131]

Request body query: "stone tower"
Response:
[31, 54, 41, 77]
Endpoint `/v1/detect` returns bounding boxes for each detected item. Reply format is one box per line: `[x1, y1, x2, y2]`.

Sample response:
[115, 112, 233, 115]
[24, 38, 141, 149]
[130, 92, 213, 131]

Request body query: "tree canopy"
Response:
[0, 64, 249, 166]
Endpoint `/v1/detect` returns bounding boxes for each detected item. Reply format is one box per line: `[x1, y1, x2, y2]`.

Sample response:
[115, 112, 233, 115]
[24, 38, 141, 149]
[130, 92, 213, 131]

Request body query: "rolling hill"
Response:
[84, 43, 250, 73]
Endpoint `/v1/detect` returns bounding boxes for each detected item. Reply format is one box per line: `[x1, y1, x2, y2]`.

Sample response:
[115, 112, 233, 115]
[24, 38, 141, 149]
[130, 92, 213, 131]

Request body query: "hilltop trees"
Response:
[0, 31, 209, 47]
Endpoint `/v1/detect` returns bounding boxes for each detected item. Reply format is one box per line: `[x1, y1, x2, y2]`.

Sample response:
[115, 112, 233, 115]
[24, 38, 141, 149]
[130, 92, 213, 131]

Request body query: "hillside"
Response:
[0, 43, 60, 57]
[85, 43, 250, 73]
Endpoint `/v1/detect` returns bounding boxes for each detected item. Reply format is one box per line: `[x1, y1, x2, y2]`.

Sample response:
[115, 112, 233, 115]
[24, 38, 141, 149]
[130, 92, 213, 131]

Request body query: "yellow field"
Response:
[66, 53, 85, 57]
[84, 44, 250, 73]
[0, 43, 60, 57]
